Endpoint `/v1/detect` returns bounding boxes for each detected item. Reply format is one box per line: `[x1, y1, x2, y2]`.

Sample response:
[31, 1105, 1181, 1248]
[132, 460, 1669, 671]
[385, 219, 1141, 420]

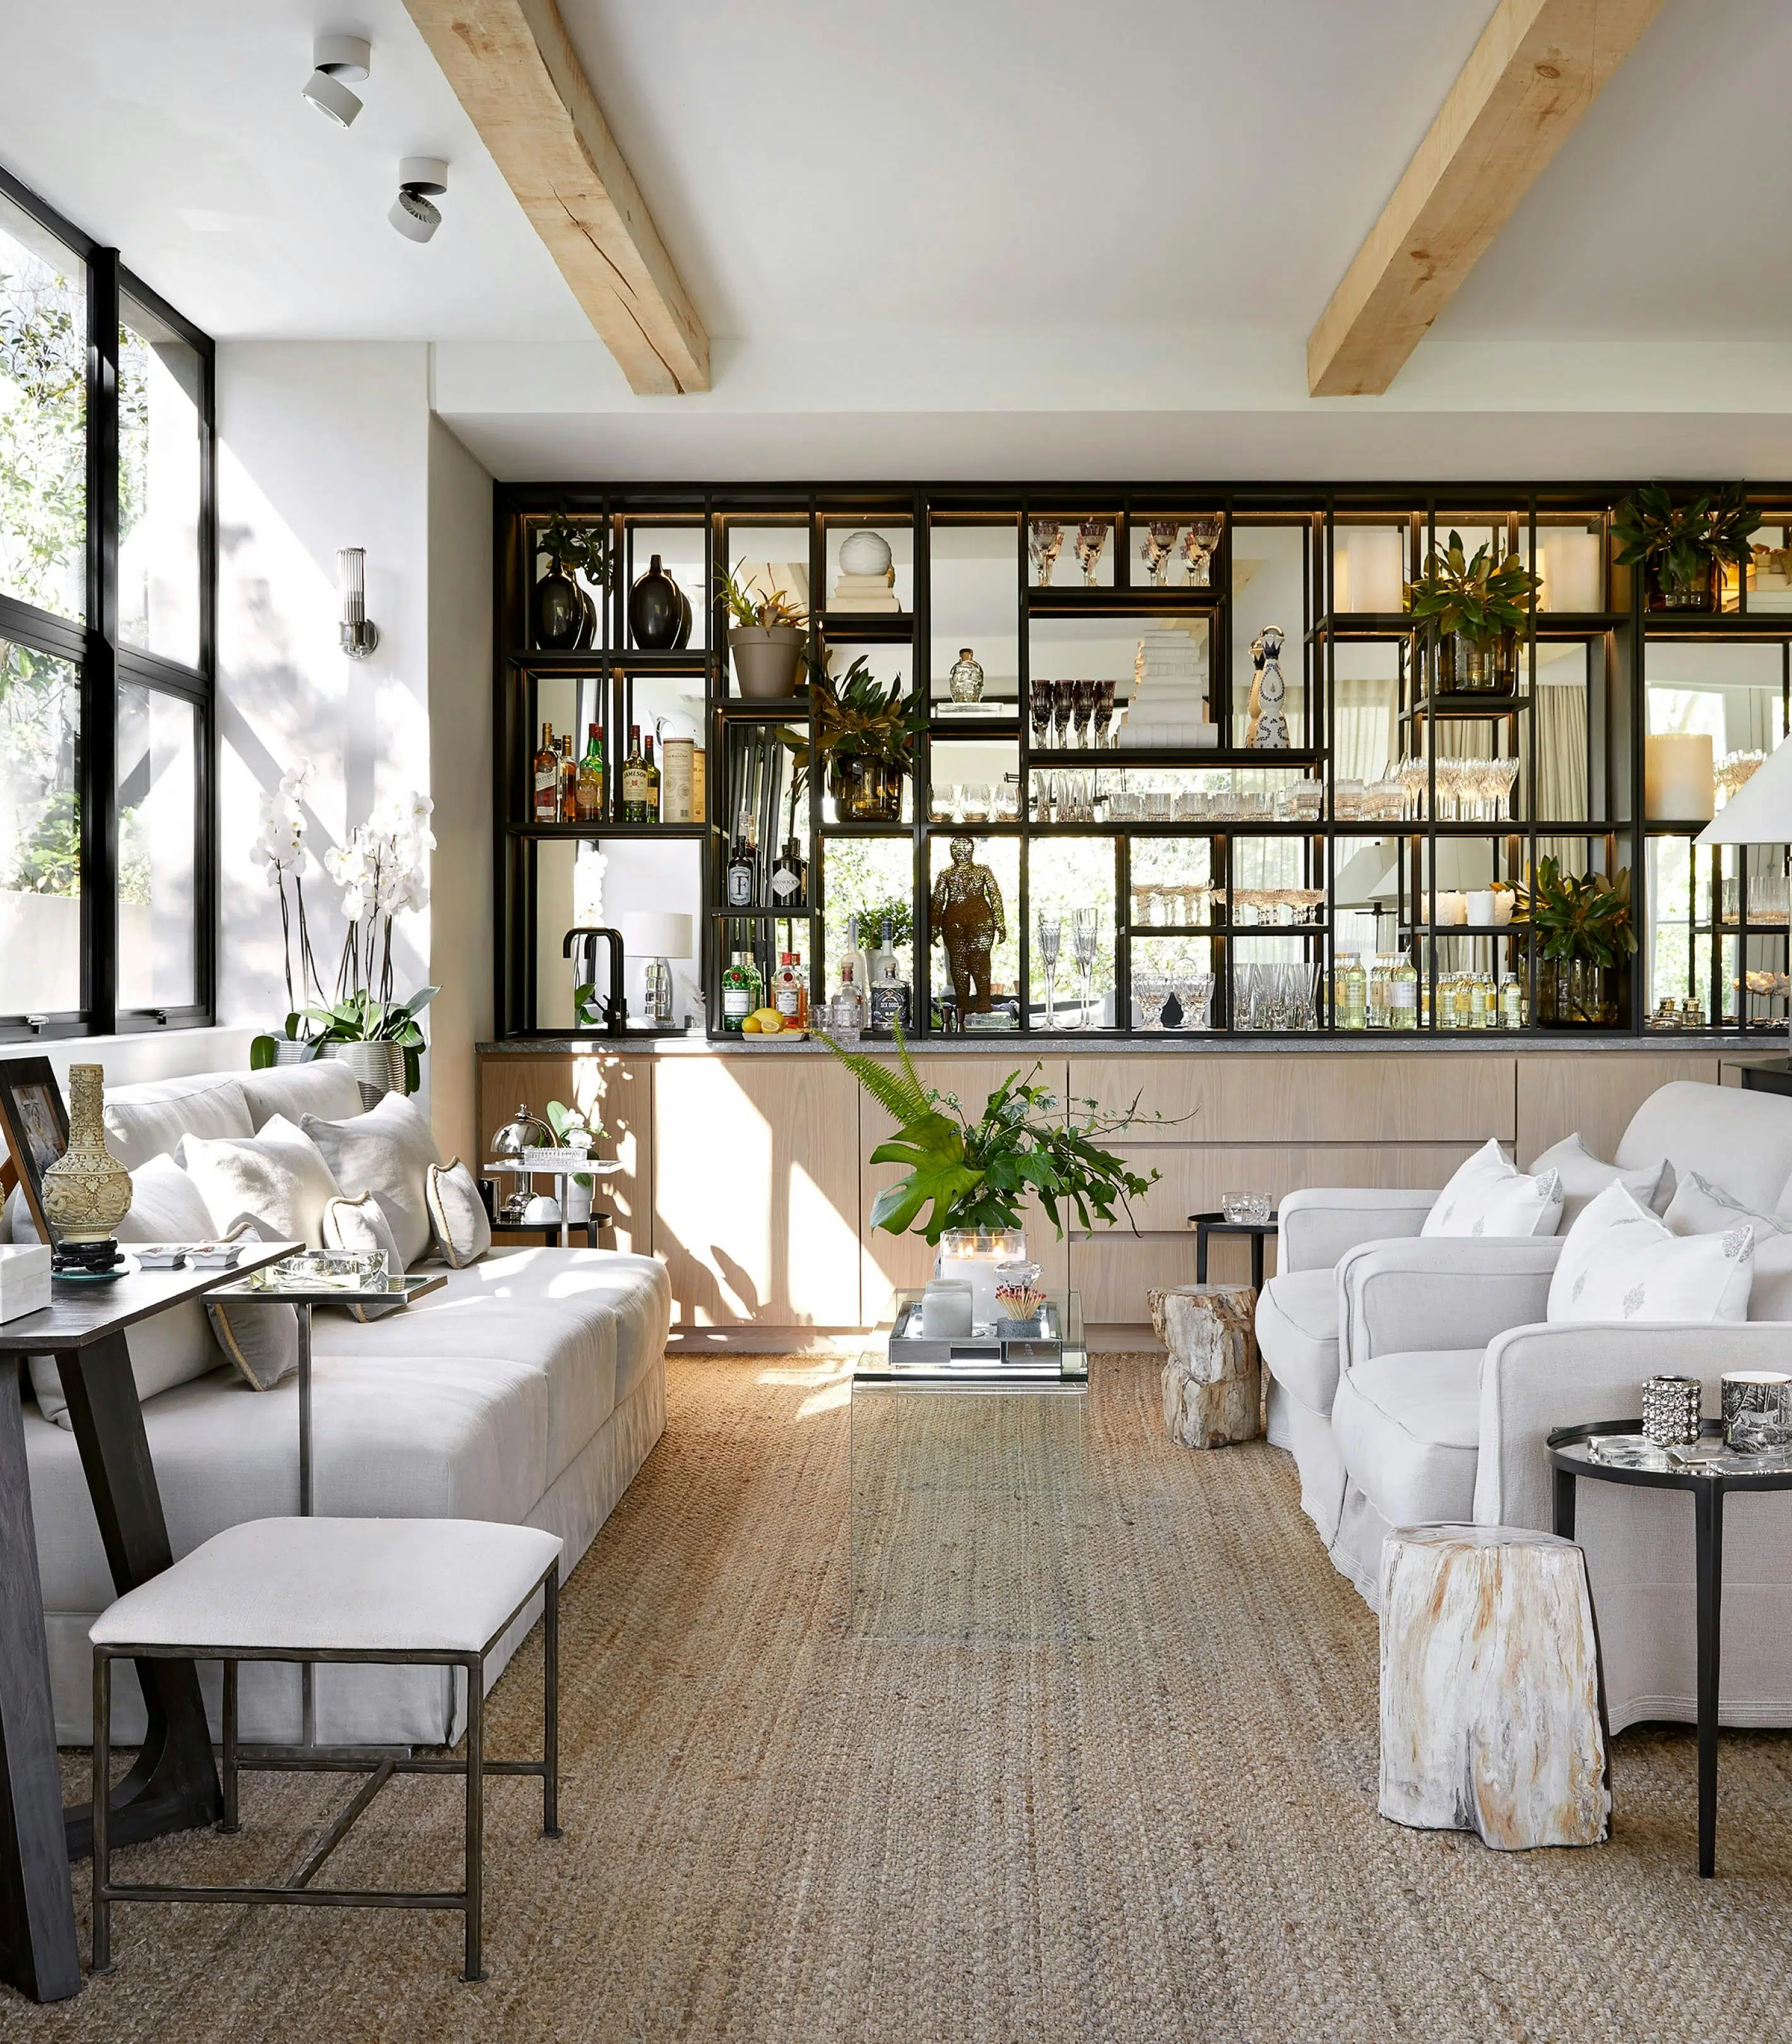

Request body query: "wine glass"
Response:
[1071, 907, 1100, 1029]
[1182, 514, 1223, 587]
[1175, 969, 1214, 1030]
[1094, 678, 1116, 748]
[1075, 519, 1109, 585]
[1029, 519, 1064, 588]
[1051, 678, 1076, 749]
[1072, 677, 1098, 748]
[1029, 678, 1054, 749]
[1037, 912, 1062, 1026]
[1140, 520, 1177, 587]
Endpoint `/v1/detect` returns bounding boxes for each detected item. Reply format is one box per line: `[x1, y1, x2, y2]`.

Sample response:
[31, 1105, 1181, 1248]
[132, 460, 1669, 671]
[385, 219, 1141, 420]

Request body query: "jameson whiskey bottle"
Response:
[621, 724, 647, 823]
[642, 732, 662, 822]
[533, 722, 558, 823]
[721, 951, 761, 1031]
[726, 810, 755, 908]
[559, 734, 579, 821]
[575, 722, 604, 821]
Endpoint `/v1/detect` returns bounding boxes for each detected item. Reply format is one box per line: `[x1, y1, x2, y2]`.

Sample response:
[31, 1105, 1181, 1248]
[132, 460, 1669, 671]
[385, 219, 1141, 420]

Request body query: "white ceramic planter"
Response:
[728, 624, 805, 700]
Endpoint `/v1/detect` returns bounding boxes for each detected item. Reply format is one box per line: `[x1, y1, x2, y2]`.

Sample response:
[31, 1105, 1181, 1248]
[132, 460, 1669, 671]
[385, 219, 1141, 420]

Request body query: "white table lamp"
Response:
[1697, 739, 1792, 1046]
[619, 912, 694, 1026]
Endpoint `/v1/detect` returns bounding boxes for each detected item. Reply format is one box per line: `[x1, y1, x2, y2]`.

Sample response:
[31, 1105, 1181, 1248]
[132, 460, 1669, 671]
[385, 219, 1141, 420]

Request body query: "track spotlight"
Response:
[389, 157, 448, 243]
[302, 34, 370, 127]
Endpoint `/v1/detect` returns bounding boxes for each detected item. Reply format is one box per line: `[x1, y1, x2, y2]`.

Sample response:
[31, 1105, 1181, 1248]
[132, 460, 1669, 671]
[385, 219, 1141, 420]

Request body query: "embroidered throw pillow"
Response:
[1548, 1180, 1754, 1325]
[179, 1113, 340, 1248]
[1665, 1173, 1792, 1322]
[1421, 1137, 1564, 1240]
[427, 1160, 492, 1269]
[1526, 1132, 1671, 1229]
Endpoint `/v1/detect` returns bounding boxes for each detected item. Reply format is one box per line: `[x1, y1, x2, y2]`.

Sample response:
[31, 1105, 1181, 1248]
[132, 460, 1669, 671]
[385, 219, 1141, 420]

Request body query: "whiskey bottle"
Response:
[575, 722, 604, 821]
[770, 836, 805, 911]
[726, 810, 755, 908]
[642, 732, 662, 822]
[560, 734, 579, 822]
[533, 722, 559, 824]
[771, 950, 808, 1028]
[721, 951, 762, 1032]
[868, 919, 909, 1033]
[621, 724, 647, 823]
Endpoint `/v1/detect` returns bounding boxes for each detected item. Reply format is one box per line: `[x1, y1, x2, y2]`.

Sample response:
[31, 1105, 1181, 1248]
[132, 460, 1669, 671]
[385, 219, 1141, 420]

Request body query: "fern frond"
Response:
[816, 1029, 933, 1129]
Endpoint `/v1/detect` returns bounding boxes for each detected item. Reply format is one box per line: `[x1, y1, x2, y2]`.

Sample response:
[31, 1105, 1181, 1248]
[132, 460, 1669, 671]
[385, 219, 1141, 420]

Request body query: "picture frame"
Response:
[0, 1056, 68, 1243]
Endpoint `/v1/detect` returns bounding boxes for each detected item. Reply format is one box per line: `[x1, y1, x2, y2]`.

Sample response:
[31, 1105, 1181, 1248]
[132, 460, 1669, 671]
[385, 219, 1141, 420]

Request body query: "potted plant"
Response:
[249, 764, 325, 1069]
[1512, 856, 1636, 1027]
[820, 1025, 1160, 1243]
[303, 792, 440, 1098]
[720, 567, 807, 699]
[544, 1097, 607, 1225]
[793, 651, 923, 823]
[1613, 483, 1755, 614]
[533, 510, 610, 650]
[1408, 531, 1541, 695]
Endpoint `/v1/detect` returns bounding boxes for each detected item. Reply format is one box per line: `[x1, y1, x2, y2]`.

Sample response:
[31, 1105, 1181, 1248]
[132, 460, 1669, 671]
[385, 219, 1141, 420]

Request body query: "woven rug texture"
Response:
[8, 1351, 1792, 2044]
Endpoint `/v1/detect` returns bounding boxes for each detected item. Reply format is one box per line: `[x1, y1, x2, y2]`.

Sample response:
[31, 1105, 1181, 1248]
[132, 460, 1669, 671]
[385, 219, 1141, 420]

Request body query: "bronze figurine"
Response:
[931, 836, 1006, 1022]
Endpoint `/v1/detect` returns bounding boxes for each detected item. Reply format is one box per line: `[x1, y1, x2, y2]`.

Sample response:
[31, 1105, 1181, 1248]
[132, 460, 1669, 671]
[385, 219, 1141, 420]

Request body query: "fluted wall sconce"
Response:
[337, 548, 379, 659]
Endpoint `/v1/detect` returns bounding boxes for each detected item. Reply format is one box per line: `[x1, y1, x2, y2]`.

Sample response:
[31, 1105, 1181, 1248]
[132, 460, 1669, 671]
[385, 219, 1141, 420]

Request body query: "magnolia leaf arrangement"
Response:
[820, 1023, 1164, 1245]
[1612, 484, 1754, 597]
[1408, 531, 1541, 643]
[1512, 857, 1636, 968]
[718, 565, 806, 632]
[538, 510, 610, 589]
[810, 650, 923, 775]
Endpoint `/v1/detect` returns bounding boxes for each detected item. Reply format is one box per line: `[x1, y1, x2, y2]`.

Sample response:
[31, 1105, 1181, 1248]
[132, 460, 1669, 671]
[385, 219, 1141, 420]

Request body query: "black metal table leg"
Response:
[0, 1358, 81, 2002]
[1694, 1479, 1725, 1879]
[1553, 1466, 1577, 1542]
[1195, 1223, 1210, 1286]
[1250, 1233, 1264, 1293]
[54, 1333, 221, 1860]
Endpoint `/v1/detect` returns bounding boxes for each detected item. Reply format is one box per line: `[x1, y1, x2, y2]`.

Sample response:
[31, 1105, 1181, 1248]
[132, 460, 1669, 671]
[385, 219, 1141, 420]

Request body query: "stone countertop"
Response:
[479, 1032, 1754, 1059]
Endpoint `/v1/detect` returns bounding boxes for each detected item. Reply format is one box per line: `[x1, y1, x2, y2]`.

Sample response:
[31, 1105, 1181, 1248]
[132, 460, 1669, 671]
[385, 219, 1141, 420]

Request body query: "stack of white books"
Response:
[1118, 625, 1216, 747]
[831, 568, 901, 612]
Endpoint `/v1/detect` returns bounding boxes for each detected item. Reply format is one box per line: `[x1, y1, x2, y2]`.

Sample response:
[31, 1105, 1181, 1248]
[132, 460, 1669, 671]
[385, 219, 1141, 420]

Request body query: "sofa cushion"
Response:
[427, 1160, 492, 1269]
[103, 1072, 253, 1171]
[1256, 1269, 1340, 1416]
[180, 1113, 339, 1248]
[1665, 1172, 1792, 1322]
[1622, 1079, 1792, 1219]
[1331, 1349, 1483, 1528]
[302, 1092, 442, 1269]
[239, 1059, 366, 1131]
[1422, 1138, 1562, 1240]
[1548, 1182, 1753, 1326]
[206, 1220, 301, 1392]
[1526, 1132, 1670, 1228]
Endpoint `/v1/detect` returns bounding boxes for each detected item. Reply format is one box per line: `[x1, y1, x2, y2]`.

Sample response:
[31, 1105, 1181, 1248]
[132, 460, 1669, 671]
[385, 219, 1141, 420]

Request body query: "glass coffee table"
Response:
[850, 1290, 1089, 1644]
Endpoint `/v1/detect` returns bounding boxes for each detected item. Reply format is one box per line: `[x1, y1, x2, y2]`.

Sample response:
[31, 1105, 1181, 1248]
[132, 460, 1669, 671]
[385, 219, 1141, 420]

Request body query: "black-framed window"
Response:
[0, 161, 214, 1040]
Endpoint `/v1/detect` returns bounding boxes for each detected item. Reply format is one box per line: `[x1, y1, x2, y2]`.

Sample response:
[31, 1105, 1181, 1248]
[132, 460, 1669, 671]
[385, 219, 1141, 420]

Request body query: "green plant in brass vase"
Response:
[1408, 530, 1541, 694]
[820, 1023, 1163, 1243]
[1512, 857, 1636, 1027]
[1612, 483, 1754, 614]
[786, 651, 924, 823]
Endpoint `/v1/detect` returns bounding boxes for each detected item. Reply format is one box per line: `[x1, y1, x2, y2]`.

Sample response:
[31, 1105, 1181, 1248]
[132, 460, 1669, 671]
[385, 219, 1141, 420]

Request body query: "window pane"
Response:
[0, 192, 86, 620]
[0, 638, 81, 1014]
[119, 295, 201, 667]
[117, 682, 197, 1010]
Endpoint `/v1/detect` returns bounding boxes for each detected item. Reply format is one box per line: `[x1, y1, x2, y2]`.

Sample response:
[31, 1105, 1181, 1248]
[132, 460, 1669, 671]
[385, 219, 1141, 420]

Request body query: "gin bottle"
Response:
[828, 959, 867, 1045]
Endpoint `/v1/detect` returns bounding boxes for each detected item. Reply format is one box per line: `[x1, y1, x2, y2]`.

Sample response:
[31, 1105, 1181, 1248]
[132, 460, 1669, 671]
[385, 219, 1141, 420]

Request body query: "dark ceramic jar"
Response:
[630, 555, 683, 649]
[533, 566, 590, 650]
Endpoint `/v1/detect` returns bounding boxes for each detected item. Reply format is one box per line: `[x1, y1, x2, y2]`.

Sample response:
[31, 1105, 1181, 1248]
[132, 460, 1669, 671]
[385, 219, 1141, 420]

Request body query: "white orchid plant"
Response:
[304, 791, 440, 1057]
[252, 764, 324, 1041]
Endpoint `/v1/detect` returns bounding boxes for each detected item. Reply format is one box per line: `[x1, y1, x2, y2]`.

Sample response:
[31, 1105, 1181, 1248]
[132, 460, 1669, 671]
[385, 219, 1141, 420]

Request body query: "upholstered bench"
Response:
[90, 1516, 562, 1983]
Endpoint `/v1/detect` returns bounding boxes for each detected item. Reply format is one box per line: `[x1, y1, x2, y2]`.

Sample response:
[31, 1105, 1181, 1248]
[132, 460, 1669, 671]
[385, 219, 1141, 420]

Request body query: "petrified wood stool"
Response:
[1149, 1284, 1260, 1449]
[1379, 1524, 1610, 1851]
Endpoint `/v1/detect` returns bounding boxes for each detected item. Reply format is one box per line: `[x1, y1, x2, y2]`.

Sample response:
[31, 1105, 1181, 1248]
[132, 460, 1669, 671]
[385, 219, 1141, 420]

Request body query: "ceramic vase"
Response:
[839, 531, 893, 578]
[729, 624, 805, 699]
[533, 566, 591, 650]
[327, 1040, 410, 1110]
[629, 555, 683, 649]
[40, 1064, 131, 1248]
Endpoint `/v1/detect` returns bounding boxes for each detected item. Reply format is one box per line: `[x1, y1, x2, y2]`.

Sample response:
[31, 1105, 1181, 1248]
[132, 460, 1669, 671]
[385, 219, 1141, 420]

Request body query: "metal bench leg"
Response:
[220, 1660, 239, 1834]
[91, 1653, 112, 1975]
[544, 1565, 560, 1840]
[464, 1659, 484, 1983]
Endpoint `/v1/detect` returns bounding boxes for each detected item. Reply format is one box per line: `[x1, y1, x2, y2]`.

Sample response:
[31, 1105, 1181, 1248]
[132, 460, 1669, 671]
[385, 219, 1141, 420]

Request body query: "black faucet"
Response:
[564, 926, 628, 1036]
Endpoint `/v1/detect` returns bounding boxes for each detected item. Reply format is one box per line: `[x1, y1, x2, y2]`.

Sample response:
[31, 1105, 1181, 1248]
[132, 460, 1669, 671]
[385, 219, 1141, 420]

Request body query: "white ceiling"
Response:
[4, 0, 1790, 478]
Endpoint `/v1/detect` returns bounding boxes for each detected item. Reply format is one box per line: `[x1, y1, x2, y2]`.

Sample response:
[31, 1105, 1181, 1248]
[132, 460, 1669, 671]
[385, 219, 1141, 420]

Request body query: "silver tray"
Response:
[887, 1295, 1063, 1368]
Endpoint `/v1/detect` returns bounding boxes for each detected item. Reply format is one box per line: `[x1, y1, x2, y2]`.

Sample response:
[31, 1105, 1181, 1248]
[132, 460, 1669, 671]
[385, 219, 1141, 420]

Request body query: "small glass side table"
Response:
[1550, 1418, 1792, 1878]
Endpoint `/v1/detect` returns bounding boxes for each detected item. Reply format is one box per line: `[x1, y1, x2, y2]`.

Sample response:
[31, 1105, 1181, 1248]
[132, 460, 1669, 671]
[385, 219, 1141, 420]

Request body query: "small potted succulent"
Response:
[532, 510, 610, 650]
[791, 652, 923, 822]
[1408, 530, 1541, 695]
[1613, 483, 1755, 613]
[720, 567, 808, 700]
[1512, 857, 1636, 1028]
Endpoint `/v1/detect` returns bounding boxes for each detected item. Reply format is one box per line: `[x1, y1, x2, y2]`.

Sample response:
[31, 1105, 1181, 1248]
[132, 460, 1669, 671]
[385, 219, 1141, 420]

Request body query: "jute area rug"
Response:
[11, 1353, 1792, 2044]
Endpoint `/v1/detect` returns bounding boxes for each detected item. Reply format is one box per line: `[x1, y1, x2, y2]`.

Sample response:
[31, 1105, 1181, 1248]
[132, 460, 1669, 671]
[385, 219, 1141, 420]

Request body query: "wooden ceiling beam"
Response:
[403, 0, 709, 394]
[1307, 0, 1665, 397]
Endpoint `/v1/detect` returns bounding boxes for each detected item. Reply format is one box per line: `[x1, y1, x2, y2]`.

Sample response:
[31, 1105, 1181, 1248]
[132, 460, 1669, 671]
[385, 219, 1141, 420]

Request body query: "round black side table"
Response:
[1549, 1417, 1792, 1877]
[1188, 1210, 1278, 1293]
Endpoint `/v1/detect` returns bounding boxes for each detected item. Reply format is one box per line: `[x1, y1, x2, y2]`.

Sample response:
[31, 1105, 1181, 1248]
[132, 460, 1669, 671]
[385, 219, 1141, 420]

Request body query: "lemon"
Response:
[741, 1016, 762, 1034]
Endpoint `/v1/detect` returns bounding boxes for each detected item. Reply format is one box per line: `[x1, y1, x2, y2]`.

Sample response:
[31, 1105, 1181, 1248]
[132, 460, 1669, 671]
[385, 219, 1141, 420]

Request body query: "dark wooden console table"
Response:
[0, 1245, 290, 2002]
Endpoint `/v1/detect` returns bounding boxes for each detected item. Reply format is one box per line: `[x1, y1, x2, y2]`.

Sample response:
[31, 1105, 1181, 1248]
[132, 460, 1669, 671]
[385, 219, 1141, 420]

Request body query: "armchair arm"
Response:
[1474, 1321, 1792, 1532]
[1277, 1187, 1436, 1273]
[1339, 1236, 1563, 1368]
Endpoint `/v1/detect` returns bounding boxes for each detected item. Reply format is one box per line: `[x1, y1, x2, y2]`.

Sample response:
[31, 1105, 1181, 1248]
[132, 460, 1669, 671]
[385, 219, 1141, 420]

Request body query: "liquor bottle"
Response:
[621, 724, 647, 823]
[1499, 973, 1525, 1031]
[533, 722, 558, 824]
[721, 950, 762, 1032]
[1389, 955, 1418, 1031]
[575, 722, 604, 822]
[770, 836, 805, 910]
[642, 732, 662, 822]
[828, 957, 866, 1046]
[1333, 950, 1367, 1030]
[559, 734, 579, 822]
[726, 809, 755, 908]
[869, 926, 909, 1034]
[660, 734, 694, 822]
[771, 950, 808, 1027]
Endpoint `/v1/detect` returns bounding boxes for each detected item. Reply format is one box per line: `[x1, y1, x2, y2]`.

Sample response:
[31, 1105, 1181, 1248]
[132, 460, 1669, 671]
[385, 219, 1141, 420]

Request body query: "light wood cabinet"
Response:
[478, 1050, 651, 1254]
[654, 1054, 862, 1327]
[1515, 1054, 1721, 1165]
[1087, 1141, 1483, 1232]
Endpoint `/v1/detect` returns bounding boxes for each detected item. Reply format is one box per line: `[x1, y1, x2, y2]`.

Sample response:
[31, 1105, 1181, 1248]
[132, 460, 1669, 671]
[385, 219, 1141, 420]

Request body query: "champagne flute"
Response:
[1037, 912, 1062, 1027]
[1071, 907, 1100, 1028]
[1094, 678, 1116, 748]
[1029, 678, 1054, 751]
[1051, 678, 1076, 749]
[1073, 677, 1098, 748]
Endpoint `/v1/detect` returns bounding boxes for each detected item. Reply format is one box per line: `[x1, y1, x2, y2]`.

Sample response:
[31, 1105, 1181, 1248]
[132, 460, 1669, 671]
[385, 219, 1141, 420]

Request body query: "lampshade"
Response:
[1697, 739, 1792, 845]
[618, 911, 693, 959]
[1645, 733, 1714, 823]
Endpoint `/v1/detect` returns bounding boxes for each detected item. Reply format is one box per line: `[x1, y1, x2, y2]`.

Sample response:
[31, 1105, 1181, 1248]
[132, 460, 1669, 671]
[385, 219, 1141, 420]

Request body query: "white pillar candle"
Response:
[1646, 733, 1714, 821]
[921, 1279, 974, 1339]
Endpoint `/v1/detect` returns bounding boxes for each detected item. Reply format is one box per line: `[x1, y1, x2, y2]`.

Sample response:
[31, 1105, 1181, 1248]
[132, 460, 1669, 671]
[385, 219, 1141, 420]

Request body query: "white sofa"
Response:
[15, 1060, 671, 1748]
[1258, 1080, 1792, 1730]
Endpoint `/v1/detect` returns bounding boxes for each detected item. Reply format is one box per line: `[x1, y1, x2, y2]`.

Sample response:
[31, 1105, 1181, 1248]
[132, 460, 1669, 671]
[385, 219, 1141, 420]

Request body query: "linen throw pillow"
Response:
[204, 1219, 300, 1390]
[1526, 1132, 1671, 1229]
[301, 1091, 442, 1269]
[427, 1160, 492, 1269]
[321, 1192, 407, 1320]
[1665, 1172, 1792, 1322]
[1421, 1138, 1564, 1240]
[27, 1154, 225, 1428]
[1548, 1180, 1754, 1325]
[179, 1113, 340, 1248]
